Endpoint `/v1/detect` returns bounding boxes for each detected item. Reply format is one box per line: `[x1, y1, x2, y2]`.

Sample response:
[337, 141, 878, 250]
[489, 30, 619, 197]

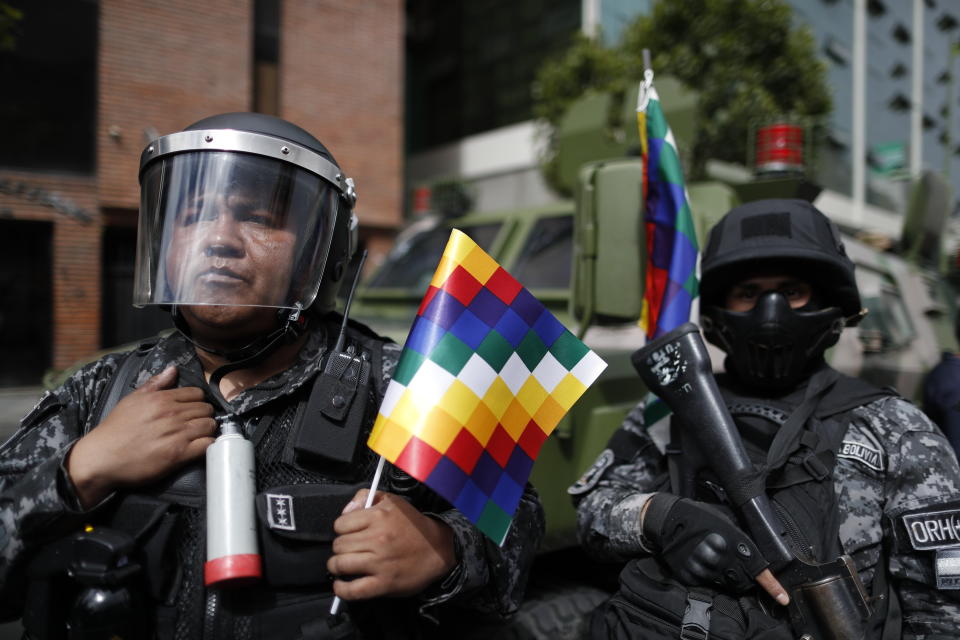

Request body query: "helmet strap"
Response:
[171, 305, 308, 364]
[172, 305, 309, 412]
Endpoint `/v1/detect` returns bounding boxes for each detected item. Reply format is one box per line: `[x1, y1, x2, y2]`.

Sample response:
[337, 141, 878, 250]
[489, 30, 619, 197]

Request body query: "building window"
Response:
[867, 0, 887, 18]
[824, 35, 850, 65]
[892, 23, 911, 44]
[406, 0, 581, 152]
[937, 13, 958, 31]
[0, 220, 51, 385]
[890, 62, 907, 78]
[888, 93, 911, 111]
[253, 0, 280, 115]
[0, 1, 97, 172]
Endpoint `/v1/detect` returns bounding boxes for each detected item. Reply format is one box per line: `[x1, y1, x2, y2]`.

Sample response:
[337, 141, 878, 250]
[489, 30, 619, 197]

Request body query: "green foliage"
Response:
[533, 0, 832, 191]
[533, 33, 629, 193]
[0, 2, 23, 52]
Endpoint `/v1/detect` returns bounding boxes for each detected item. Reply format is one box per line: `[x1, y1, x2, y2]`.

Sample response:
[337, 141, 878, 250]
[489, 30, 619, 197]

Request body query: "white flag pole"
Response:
[329, 454, 387, 616]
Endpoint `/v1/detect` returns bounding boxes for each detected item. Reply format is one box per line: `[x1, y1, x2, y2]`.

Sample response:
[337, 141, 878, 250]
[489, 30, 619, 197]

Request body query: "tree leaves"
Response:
[533, 0, 832, 190]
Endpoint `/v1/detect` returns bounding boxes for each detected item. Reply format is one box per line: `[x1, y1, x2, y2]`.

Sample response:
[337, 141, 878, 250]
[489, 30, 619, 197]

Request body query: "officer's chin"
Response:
[180, 303, 279, 343]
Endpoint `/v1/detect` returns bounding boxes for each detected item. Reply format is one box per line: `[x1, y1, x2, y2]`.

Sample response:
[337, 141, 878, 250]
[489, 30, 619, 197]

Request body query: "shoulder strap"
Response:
[89, 341, 157, 433]
[867, 549, 902, 640]
[764, 368, 840, 472]
[814, 372, 897, 419]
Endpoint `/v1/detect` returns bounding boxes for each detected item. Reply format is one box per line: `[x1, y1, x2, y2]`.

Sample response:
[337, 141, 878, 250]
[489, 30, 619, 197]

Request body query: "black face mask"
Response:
[702, 291, 846, 392]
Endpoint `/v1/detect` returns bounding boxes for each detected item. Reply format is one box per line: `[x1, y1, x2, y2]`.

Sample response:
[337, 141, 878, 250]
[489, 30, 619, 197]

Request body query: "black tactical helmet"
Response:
[699, 199, 864, 390]
[700, 199, 861, 318]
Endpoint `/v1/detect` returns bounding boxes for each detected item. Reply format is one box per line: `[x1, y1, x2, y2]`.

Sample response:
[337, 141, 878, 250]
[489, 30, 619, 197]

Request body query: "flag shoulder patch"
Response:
[568, 449, 614, 496]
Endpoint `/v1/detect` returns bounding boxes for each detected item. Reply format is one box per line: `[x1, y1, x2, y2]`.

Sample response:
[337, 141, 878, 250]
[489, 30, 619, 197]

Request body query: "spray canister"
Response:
[204, 418, 261, 586]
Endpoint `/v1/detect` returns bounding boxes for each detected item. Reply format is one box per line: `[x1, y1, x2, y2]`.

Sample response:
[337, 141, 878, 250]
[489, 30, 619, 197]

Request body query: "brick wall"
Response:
[281, 0, 405, 237]
[98, 0, 254, 211]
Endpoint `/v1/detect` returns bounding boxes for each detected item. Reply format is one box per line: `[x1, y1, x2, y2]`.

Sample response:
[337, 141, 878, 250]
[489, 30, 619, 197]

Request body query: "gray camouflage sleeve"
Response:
[426, 485, 544, 618]
[0, 356, 121, 596]
[866, 397, 960, 637]
[572, 401, 666, 562]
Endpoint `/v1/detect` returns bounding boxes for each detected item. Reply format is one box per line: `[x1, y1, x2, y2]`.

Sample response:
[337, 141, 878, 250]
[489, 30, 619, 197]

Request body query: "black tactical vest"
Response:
[662, 368, 901, 639]
[668, 368, 894, 565]
[85, 324, 422, 640]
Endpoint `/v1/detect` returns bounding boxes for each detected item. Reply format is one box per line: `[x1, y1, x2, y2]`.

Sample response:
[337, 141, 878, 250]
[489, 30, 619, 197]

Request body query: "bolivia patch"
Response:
[837, 440, 884, 472]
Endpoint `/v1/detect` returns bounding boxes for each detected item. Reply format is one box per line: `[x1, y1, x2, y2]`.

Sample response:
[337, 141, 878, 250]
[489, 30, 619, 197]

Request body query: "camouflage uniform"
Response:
[0, 322, 544, 637]
[574, 375, 960, 638]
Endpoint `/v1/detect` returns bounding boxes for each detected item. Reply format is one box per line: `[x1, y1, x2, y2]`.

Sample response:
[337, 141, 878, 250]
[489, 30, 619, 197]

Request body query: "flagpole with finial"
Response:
[638, 48, 653, 112]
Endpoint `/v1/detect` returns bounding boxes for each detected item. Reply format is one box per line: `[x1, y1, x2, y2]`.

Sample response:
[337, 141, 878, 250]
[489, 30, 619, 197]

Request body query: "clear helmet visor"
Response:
[134, 151, 339, 310]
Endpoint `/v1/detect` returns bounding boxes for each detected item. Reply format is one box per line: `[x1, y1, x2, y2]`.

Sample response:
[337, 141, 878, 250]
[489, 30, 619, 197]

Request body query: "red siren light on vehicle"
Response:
[754, 122, 805, 174]
[411, 185, 432, 218]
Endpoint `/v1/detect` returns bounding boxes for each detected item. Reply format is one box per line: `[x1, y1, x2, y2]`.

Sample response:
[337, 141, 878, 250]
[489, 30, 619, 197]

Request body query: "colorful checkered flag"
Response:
[367, 229, 607, 543]
[637, 65, 699, 341]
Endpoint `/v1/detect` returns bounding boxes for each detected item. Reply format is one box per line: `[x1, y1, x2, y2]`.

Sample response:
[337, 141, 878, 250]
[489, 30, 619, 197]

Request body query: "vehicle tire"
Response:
[511, 582, 608, 640]
[459, 581, 609, 640]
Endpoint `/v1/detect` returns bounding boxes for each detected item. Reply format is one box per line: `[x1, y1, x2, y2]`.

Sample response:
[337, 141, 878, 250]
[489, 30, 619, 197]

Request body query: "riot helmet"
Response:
[699, 199, 864, 391]
[135, 112, 358, 317]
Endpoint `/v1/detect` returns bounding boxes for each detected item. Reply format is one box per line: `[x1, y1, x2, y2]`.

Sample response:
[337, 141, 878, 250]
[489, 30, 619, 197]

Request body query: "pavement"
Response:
[0, 388, 40, 637]
[0, 386, 41, 443]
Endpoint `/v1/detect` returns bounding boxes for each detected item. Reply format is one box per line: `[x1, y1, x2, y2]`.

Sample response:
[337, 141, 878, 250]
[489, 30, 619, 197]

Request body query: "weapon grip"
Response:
[632, 323, 793, 568]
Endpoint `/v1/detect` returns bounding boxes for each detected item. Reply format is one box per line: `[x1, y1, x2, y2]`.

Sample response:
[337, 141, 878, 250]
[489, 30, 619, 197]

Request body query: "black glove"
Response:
[641, 493, 768, 592]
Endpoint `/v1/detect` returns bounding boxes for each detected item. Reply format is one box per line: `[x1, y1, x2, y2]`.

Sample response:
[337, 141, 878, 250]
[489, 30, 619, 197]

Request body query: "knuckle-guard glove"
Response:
[642, 494, 768, 592]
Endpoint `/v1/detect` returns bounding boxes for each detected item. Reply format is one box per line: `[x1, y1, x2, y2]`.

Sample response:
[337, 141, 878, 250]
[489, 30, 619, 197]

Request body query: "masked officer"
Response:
[571, 199, 960, 638]
[0, 113, 544, 638]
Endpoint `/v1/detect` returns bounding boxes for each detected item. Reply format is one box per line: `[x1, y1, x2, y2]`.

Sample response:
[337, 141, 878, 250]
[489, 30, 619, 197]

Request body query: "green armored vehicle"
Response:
[349, 84, 958, 637]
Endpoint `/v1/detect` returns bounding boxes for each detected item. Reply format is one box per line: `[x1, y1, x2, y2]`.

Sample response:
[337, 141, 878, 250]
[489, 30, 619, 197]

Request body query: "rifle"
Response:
[632, 322, 872, 640]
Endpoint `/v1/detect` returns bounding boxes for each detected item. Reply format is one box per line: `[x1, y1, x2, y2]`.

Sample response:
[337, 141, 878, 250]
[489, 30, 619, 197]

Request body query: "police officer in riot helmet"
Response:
[0, 112, 544, 639]
[574, 199, 960, 638]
